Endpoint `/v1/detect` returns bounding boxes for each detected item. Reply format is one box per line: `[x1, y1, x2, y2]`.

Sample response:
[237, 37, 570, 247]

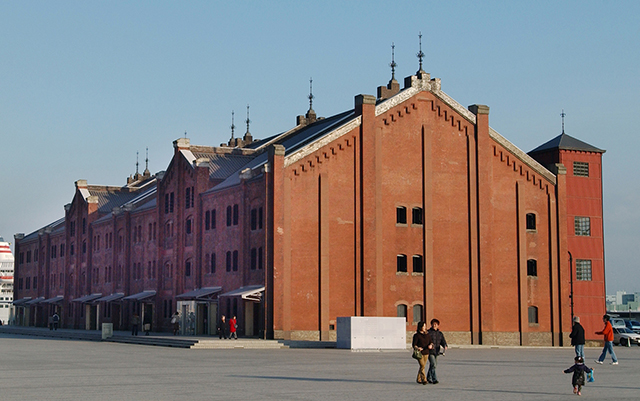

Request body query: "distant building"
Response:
[0, 237, 15, 324]
[14, 62, 606, 345]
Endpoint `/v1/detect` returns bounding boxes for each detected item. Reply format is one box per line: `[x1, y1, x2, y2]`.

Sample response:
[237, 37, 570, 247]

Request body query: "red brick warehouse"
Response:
[13, 59, 606, 345]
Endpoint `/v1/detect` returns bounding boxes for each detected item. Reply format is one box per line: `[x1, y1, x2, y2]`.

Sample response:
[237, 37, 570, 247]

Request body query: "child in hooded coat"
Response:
[563, 356, 593, 396]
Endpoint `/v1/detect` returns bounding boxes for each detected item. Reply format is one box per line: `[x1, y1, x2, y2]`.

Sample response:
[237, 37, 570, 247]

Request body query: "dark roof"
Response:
[206, 153, 256, 180]
[209, 110, 356, 192]
[529, 133, 605, 155]
[21, 217, 65, 242]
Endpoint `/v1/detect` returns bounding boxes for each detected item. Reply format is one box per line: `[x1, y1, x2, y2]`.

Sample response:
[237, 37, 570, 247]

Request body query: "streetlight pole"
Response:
[569, 251, 574, 323]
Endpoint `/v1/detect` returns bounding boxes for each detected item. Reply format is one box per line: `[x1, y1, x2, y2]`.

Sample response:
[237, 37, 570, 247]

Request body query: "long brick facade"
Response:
[12, 70, 606, 345]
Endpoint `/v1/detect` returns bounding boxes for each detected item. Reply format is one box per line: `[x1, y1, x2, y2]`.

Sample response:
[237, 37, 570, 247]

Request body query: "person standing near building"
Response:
[52, 312, 60, 330]
[595, 314, 618, 365]
[143, 313, 152, 336]
[426, 318, 448, 384]
[218, 315, 228, 339]
[171, 312, 180, 335]
[229, 315, 238, 339]
[570, 316, 585, 359]
[131, 313, 140, 336]
[411, 321, 433, 385]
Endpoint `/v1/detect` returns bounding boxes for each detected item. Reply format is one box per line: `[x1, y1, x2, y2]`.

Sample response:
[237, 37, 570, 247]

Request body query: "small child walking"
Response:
[563, 356, 593, 396]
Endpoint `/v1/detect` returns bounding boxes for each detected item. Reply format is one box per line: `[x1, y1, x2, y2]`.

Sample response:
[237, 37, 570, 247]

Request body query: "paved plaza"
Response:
[1, 333, 639, 401]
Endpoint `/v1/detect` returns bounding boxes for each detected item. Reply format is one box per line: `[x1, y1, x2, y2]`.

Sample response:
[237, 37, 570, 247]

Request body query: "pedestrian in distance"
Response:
[143, 313, 152, 336]
[570, 316, 586, 359]
[48, 315, 54, 330]
[594, 314, 618, 365]
[229, 315, 238, 339]
[218, 315, 228, 339]
[563, 356, 593, 396]
[52, 312, 60, 330]
[131, 313, 140, 336]
[171, 312, 180, 335]
[426, 318, 448, 384]
[411, 321, 433, 385]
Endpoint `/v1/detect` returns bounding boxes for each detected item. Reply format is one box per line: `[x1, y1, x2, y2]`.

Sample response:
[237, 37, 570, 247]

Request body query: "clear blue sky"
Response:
[1, 1, 638, 294]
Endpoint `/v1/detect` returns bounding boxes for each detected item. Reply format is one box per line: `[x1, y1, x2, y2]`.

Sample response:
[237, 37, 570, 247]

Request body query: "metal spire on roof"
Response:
[245, 105, 251, 134]
[561, 109, 566, 134]
[416, 32, 425, 74]
[145, 147, 149, 173]
[390, 43, 397, 81]
[308, 78, 314, 111]
[136, 151, 139, 175]
[230, 110, 235, 139]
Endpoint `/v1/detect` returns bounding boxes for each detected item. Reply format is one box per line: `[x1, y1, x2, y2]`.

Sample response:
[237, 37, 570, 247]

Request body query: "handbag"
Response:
[412, 348, 423, 360]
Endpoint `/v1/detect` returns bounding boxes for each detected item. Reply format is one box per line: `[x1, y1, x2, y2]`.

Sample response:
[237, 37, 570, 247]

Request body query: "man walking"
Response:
[595, 314, 618, 365]
[426, 318, 448, 384]
[570, 316, 585, 359]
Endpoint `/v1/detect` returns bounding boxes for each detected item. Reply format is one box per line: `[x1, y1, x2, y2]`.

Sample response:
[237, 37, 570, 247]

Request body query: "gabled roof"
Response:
[180, 147, 257, 181]
[529, 133, 605, 155]
[21, 217, 66, 242]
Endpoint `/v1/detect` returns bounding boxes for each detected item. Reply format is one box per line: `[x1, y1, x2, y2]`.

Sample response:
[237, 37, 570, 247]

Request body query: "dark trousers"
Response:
[131, 324, 139, 336]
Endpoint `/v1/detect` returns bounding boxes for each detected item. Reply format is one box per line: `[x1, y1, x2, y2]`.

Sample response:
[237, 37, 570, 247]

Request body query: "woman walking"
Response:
[411, 321, 433, 385]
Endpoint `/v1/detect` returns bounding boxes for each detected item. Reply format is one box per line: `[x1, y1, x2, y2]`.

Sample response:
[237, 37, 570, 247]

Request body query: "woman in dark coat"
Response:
[411, 321, 433, 385]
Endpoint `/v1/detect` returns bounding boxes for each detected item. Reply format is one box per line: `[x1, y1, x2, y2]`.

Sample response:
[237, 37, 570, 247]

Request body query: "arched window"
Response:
[527, 259, 537, 277]
[397, 254, 407, 273]
[412, 255, 423, 273]
[528, 306, 538, 324]
[396, 206, 407, 224]
[413, 305, 423, 323]
[526, 213, 536, 230]
[397, 304, 407, 321]
[412, 207, 423, 225]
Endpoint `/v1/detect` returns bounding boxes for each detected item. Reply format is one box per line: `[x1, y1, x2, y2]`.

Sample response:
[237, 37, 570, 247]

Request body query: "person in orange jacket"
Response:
[594, 314, 618, 365]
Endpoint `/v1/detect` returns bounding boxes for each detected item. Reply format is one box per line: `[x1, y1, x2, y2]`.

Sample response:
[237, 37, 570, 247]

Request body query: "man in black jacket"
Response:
[426, 318, 448, 384]
[570, 316, 586, 359]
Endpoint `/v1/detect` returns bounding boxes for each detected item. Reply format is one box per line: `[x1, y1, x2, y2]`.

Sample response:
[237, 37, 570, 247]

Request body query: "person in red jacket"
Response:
[229, 315, 238, 339]
[595, 314, 618, 365]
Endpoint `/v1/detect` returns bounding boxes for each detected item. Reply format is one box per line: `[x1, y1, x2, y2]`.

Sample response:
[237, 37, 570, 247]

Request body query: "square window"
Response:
[574, 216, 591, 236]
[576, 260, 592, 281]
[573, 161, 589, 177]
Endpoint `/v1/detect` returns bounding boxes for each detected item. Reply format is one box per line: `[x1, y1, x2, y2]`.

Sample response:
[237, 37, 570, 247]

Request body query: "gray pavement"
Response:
[1, 333, 639, 401]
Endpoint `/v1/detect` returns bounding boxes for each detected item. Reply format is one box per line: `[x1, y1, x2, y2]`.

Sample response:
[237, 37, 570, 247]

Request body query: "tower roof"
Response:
[529, 133, 605, 155]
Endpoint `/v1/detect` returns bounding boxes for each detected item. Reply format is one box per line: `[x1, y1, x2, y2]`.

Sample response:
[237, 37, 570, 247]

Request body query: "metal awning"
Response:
[12, 297, 32, 306]
[94, 293, 125, 303]
[176, 287, 222, 301]
[25, 297, 45, 305]
[219, 285, 265, 302]
[72, 293, 103, 303]
[122, 290, 156, 301]
[42, 295, 64, 304]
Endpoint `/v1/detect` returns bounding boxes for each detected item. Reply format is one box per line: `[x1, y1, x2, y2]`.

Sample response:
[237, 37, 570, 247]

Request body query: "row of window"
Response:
[397, 304, 423, 323]
[396, 254, 423, 274]
[396, 206, 423, 225]
[68, 218, 86, 237]
[525, 259, 592, 281]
